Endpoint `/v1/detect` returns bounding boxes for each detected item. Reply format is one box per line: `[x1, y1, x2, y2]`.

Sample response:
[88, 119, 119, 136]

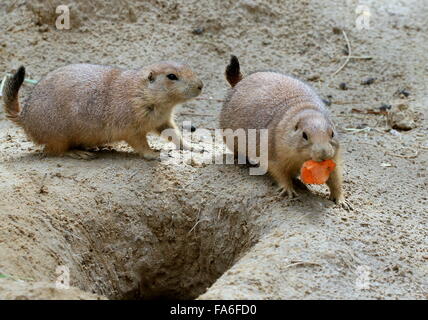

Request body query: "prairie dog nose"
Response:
[311, 144, 334, 161]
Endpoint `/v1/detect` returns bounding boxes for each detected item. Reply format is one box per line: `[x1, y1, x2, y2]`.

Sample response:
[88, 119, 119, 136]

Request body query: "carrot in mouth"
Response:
[300, 159, 336, 184]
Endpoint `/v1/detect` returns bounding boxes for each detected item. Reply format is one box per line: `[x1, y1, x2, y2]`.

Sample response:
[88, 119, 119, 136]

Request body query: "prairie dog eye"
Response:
[302, 132, 308, 140]
[167, 74, 179, 81]
[331, 131, 335, 138]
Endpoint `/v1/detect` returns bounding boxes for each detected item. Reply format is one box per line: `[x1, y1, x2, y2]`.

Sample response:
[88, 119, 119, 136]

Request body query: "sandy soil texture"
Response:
[0, 0, 426, 299]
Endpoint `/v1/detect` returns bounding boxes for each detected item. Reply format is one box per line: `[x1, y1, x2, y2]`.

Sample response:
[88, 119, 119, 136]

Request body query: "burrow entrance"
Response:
[50, 184, 258, 300]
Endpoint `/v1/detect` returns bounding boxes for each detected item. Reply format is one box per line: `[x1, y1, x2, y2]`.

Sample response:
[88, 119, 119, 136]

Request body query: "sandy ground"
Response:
[0, 0, 426, 299]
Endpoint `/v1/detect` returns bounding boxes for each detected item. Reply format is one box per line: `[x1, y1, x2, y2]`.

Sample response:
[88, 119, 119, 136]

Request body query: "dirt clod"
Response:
[387, 100, 417, 131]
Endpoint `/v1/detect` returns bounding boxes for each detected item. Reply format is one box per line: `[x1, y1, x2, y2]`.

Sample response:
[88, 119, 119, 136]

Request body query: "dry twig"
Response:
[332, 30, 352, 76]
[283, 261, 322, 270]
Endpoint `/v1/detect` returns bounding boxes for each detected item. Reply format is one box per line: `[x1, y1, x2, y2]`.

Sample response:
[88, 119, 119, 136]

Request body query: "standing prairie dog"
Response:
[220, 56, 351, 210]
[2, 62, 203, 159]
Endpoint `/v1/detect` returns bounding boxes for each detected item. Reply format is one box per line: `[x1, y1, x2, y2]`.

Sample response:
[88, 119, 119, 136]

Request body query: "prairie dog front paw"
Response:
[141, 150, 160, 160]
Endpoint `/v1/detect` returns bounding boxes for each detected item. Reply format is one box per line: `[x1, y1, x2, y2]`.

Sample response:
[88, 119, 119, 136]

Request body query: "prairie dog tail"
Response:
[225, 55, 243, 87]
[2, 66, 25, 124]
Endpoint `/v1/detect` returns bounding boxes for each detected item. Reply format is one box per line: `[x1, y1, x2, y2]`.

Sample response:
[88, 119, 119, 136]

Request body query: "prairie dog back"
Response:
[21, 64, 127, 142]
[220, 71, 327, 132]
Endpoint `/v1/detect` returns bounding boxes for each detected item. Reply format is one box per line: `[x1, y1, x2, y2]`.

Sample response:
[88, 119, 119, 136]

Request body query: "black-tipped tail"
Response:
[225, 55, 243, 87]
[3, 66, 25, 124]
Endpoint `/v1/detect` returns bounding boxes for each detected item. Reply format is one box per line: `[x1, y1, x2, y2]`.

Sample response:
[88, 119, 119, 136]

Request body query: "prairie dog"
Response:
[220, 56, 351, 209]
[2, 62, 203, 159]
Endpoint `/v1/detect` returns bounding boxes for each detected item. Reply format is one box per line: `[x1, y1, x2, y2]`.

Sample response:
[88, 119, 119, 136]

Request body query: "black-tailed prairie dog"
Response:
[2, 62, 203, 159]
[220, 56, 351, 210]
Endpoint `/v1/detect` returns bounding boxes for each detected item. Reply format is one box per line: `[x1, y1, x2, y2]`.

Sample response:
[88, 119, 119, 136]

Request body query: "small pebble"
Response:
[396, 89, 410, 98]
[356, 123, 368, 129]
[342, 46, 349, 55]
[192, 27, 204, 35]
[361, 77, 376, 85]
[322, 99, 332, 106]
[379, 104, 392, 111]
[38, 25, 49, 33]
[128, 7, 137, 23]
[332, 27, 342, 34]
[339, 82, 348, 90]
[307, 73, 320, 81]
[188, 158, 205, 168]
[389, 129, 401, 137]
[182, 123, 196, 132]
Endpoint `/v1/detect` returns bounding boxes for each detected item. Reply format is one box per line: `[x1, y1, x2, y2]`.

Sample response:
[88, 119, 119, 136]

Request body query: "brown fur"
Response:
[220, 56, 351, 209]
[2, 62, 203, 159]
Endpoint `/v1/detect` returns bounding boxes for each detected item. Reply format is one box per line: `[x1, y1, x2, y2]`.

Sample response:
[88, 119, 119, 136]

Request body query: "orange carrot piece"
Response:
[300, 159, 336, 184]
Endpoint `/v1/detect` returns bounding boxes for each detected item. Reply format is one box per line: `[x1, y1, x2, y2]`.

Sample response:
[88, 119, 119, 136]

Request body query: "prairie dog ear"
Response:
[148, 71, 155, 83]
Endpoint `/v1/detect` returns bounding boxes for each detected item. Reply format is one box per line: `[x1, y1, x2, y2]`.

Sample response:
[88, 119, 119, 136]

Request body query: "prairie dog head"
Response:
[287, 110, 339, 162]
[141, 61, 203, 104]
